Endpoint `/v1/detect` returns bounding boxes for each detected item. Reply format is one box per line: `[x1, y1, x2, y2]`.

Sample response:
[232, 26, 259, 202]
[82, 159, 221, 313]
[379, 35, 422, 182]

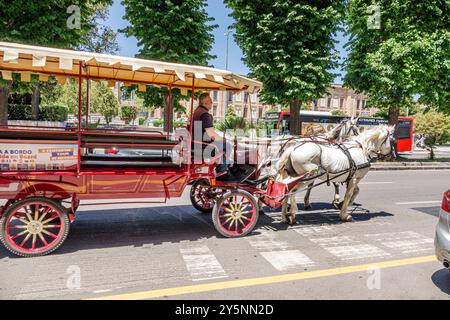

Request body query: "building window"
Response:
[327, 98, 331, 108]
[244, 92, 249, 103]
[340, 98, 344, 108]
[319, 98, 326, 107]
[243, 107, 248, 118]
[258, 107, 263, 118]
[332, 98, 339, 108]
[235, 92, 242, 102]
[362, 100, 366, 108]
[356, 99, 360, 109]
[227, 92, 233, 102]
[213, 91, 218, 101]
[212, 105, 217, 116]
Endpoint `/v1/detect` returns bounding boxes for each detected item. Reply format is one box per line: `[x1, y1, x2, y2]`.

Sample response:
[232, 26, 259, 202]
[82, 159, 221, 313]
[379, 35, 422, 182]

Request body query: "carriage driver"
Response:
[192, 92, 234, 179]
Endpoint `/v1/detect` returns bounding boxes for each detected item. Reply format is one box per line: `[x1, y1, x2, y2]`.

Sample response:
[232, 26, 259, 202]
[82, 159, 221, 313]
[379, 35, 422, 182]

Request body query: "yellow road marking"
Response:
[88, 255, 437, 300]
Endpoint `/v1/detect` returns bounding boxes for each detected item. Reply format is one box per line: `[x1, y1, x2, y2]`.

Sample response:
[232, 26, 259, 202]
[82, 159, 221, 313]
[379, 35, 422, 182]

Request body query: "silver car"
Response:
[435, 190, 450, 269]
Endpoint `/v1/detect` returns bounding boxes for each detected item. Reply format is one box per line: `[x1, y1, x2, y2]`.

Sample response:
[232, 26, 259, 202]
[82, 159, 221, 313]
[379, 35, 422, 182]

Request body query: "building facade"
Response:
[144, 84, 377, 123]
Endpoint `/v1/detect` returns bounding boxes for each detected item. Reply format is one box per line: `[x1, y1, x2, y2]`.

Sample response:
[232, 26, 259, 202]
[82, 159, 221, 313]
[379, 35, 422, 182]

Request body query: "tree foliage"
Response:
[225, 0, 345, 134]
[344, 0, 450, 124]
[120, 105, 139, 124]
[414, 110, 450, 159]
[0, 0, 114, 124]
[121, 0, 217, 131]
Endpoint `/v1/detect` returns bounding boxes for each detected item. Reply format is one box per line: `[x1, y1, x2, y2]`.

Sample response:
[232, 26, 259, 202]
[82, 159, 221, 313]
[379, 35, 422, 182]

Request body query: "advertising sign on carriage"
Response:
[0, 141, 78, 171]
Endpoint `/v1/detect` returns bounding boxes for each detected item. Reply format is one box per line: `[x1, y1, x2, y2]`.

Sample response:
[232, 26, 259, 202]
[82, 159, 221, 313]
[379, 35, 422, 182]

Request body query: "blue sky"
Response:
[105, 0, 348, 83]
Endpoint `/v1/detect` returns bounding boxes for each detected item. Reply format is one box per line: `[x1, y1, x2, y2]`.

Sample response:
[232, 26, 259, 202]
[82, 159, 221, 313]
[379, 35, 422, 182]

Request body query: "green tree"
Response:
[120, 105, 139, 124]
[344, 0, 450, 130]
[90, 82, 120, 124]
[0, 0, 113, 124]
[414, 111, 450, 159]
[121, 0, 217, 132]
[225, 0, 344, 135]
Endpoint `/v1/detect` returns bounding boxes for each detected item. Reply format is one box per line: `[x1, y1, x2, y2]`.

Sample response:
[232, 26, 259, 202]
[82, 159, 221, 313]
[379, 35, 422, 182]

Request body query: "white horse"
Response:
[260, 118, 360, 207]
[304, 117, 360, 209]
[276, 125, 395, 224]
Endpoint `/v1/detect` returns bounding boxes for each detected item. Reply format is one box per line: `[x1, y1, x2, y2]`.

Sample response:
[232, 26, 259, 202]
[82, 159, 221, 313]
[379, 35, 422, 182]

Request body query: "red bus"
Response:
[264, 111, 414, 152]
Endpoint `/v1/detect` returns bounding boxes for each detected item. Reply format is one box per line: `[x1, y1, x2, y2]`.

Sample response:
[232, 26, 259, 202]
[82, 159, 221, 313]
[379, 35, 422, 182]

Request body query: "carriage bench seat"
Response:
[80, 154, 182, 168]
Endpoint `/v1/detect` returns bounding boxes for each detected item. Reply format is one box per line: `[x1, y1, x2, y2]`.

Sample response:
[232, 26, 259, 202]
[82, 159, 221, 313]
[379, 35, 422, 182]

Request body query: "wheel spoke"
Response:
[238, 216, 246, 226]
[41, 229, 58, 239]
[38, 207, 51, 222]
[11, 229, 28, 240]
[34, 204, 40, 221]
[43, 224, 61, 228]
[20, 232, 32, 247]
[31, 234, 37, 250]
[38, 232, 48, 246]
[41, 216, 58, 225]
[24, 209, 33, 223]
[7, 225, 28, 229]
[241, 216, 251, 221]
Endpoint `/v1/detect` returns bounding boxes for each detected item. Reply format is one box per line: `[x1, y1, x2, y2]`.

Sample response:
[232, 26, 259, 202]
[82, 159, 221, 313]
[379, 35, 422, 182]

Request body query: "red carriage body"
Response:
[0, 42, 278, 257]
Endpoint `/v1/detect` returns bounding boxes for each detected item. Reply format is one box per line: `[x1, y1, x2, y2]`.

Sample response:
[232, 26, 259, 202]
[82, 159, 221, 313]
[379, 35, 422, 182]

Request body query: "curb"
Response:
[371, 162, 450, 170]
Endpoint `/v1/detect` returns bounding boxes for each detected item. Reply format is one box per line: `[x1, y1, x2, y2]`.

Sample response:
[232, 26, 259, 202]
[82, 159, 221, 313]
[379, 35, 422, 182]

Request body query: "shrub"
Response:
[8, 104, 33, 120]
[152, 119, 163, 127]
[120, 105, 139, 124]
[39, 105, 68, 122]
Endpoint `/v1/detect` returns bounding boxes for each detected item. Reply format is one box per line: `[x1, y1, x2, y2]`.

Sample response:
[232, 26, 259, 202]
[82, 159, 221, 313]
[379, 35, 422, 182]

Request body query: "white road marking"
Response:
[180, 246, 227, 282]
[260, 250, 314, 271]
[293, 225, 338, 237]
[359, 182, 393, 185]
[365, 231, 434, 254]
[395, 200, 440, 205]
[310, 235, 359, 247]
[247, 229, 291, 251]
[323, 244, 391, 260]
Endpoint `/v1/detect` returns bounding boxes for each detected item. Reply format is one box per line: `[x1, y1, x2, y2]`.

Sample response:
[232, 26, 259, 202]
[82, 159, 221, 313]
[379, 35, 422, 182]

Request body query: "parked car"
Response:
[435, 190, 450, 270]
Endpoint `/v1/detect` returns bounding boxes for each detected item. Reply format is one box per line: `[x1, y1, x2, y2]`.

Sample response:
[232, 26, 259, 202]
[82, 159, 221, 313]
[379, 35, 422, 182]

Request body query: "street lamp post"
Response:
[224, 30, 233, 121]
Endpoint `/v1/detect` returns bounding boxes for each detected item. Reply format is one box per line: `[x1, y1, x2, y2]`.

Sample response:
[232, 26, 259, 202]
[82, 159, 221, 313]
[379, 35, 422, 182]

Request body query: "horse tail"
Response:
[276, 145, 294, 174]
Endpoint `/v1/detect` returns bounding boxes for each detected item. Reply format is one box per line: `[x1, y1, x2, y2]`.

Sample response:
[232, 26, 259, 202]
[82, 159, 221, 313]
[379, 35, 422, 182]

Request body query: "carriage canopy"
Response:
[0, 41, 262, 93]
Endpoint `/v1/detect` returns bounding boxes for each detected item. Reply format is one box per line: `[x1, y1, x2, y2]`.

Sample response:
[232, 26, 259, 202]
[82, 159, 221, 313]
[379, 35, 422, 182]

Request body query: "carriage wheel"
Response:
[0, 197, 70, 257]
[190, 179, 223, 214]
[212, 190, 258, 238]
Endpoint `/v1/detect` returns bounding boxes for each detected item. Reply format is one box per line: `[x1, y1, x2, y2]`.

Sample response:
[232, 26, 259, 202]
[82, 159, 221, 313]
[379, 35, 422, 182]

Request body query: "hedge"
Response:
[7, 104, 68, 121]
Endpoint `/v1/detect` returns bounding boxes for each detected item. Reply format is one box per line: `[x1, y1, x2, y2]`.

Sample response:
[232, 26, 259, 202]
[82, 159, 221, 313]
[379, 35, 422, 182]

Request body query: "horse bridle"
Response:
[368, 132, 398, 161]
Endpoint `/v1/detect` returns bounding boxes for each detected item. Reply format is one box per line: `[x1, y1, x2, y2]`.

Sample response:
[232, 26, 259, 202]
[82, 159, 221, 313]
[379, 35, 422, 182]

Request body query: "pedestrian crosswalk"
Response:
[177, 228, 433, 281]
[4, 221, 435, 299]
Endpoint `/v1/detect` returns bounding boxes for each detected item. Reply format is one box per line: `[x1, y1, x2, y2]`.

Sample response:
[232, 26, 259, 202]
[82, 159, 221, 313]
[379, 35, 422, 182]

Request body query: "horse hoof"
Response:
[288, 216, 296, 225]
[304, 204, 313, 211]
[341, 215, 353, 222]
[332, 202, 340, 209]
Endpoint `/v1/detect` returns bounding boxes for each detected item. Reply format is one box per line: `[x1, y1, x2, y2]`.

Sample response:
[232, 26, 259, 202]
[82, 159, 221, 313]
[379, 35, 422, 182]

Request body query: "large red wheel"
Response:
[212, 190, 258, 237]
[0, 197, 70, 257]
[190, 179, 223, 214]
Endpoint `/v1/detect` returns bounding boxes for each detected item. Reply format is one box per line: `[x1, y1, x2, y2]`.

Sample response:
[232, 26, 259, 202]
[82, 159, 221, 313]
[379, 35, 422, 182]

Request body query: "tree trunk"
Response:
[429, 147, 435, 160]
[163, 95, 173, 133]
[290, 100, 301, 135]
[388, 97, 400, 137]
[31, 83, 40, 120]
[0, 84, 10, 125]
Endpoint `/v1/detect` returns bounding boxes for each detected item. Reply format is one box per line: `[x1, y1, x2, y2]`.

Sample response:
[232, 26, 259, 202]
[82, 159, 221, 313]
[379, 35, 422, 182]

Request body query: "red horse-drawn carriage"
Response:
[0, 42, 302, 257]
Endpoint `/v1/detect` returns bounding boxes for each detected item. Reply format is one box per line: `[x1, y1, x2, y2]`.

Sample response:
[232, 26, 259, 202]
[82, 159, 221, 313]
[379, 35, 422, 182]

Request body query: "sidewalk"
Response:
[371, 160, 450, 170]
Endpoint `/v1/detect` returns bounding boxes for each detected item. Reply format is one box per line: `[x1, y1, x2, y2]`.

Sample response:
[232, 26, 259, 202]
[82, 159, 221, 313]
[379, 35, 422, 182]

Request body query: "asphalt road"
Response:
[0, 170, 449, 300]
